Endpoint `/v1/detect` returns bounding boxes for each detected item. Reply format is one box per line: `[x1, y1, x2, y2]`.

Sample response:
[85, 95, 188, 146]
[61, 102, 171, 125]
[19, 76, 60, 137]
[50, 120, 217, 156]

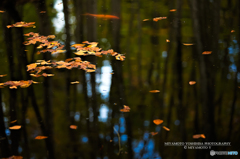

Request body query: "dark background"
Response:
[0, 0, 240, 158]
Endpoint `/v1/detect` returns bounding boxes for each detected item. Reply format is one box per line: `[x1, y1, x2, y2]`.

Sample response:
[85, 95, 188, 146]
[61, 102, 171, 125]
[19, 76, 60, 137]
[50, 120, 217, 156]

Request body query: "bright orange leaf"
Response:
[70, 125, 78, 129]
[193, 134, 205, 139]
[202, 51, 212, 55]
[153, 119, 163, 125]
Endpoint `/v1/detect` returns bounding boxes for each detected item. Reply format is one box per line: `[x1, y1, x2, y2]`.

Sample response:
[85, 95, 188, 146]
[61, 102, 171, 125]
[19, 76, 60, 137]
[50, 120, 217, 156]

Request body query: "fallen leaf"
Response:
[10, 86, 17, 89]
[70, 125, 77, 129]
[10, 120, 17, 124]
[71, 81, 79, 84]
[162, 126, 170, 131]
[189, 81, 196, 85]
[183, 43, 194, 46]
[9, 125, 21, 130]
[150, 132, 158, 136]
[0, 74, 7, 77]
[193, 134, 205, 139]
[35, 136, 48, 139]
[170, 9, 177, 12]
[202, 51, 212, 55]
[149, 90, 160, 93]
[153, 119, 163, 125]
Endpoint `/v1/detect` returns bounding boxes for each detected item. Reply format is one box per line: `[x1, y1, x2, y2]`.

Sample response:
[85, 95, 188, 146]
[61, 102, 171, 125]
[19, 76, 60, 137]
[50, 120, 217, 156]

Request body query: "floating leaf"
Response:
[7, 21, 36, 28]
[83, 13, 119, 19]
[4, 156, 23, 159]
[231, 30, 235, 33]
[170, 9, 177, 12]
[143, 19, 149, 21]
[189, 81, 196, 85]
[149, 90, 160, 93]
[0, 74, 7, 77]
[193, 134, 205, 139]
[183, 43, 194, 46]
[166, 39, 170, 42]
[10, 120, 17, 124]
[10, 86, 17, 89]
[9, 125, 21, 130]
[0, 10, 5, 13]
[153, 119, 163, 125]
[202, 51, 212, 55]
[150, 132, 158, 136]
[120, 105, 130, 112]
[153, 17, 167, 22]
[162, 126, 170, 131]
[35, 136, 48, 139]
[71, 81, 79, 84]
[70, 125, 78, 129]
[40, 11, 46, 13]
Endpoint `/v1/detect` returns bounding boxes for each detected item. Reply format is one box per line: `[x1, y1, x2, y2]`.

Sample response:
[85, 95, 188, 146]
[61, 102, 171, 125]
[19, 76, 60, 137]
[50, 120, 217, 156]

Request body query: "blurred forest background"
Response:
[0, 0, 240, 159]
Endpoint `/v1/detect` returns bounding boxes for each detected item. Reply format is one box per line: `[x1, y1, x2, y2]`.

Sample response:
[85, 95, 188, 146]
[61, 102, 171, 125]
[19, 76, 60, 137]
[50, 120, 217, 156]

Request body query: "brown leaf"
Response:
[153, 119, 163, 125]
[10, 120, 17, 124]
[40, 11, 46, 13]
[231, 30, 235, 33]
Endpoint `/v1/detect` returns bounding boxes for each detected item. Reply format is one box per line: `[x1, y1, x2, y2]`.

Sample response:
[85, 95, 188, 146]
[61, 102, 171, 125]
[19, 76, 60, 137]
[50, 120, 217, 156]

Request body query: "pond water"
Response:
[0, 0, 240, 159]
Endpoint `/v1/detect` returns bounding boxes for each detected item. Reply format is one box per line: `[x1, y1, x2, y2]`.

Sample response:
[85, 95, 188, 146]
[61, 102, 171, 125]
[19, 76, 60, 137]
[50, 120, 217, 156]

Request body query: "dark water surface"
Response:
[0, 0, 240, 158]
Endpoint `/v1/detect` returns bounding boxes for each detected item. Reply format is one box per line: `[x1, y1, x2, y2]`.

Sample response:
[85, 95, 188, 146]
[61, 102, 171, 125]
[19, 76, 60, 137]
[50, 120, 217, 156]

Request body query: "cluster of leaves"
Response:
[72, 41, 125, 61]
[7, 22, 36, 28]
[27, 58, 96, 76]
[23, 32, 65, 54]
[0, 80, 35, 89]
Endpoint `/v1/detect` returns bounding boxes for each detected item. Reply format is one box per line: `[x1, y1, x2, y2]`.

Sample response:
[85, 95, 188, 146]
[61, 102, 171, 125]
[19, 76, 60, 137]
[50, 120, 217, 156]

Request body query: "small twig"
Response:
[113, 126, 121, 155]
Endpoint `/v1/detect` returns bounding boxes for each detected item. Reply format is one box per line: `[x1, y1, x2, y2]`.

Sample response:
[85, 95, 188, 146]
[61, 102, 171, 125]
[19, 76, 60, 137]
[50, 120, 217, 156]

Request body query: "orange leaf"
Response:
[162, 126, 170, 131]
[10, 120, 17, 124]
[35, 136, 48, 139]
[170, 9, 177, 12]
[153, 119, 163, 125]
[70, 125, 78, 129]
[0, 10, 5, 13]
[231, 30, 235, 33]
[149, 90, 160, 93]
[9, 125, 21, 130]
[202, 51, 212, 55]
[143, 19, 149, 21]
[150, 132, 158, 136]
[166, 39, 170, 42]
[40, 11, 46, 13]
[189, 81, 196, 85]
[183, 43, 194, 46]
[0, 74, 7, 77]
[193, 134, 205, 139]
